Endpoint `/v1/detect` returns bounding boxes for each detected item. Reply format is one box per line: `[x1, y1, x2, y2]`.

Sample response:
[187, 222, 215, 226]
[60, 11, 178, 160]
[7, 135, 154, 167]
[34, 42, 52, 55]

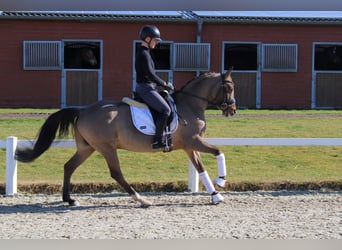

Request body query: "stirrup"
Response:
[152, 140, 166, 150]
[163, 134, 173, 152]
[163, 144, 173, 152]
[214, 177, 226, 188]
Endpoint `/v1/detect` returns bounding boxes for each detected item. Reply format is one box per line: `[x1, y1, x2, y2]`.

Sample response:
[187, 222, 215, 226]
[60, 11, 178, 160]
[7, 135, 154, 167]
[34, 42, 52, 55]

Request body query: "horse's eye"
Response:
[226, 85, 233, 93]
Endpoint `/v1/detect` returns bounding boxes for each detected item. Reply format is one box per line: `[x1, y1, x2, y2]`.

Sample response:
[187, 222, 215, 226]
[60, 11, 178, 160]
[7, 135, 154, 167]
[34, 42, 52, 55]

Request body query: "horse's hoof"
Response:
[140, 200, 152, 208]
[69, 200, 80, 207]
[214, 177, 226, 188]
[137, 197, 152, 208]
[211, 192, 224, 204]
[132, 193, 152, 208]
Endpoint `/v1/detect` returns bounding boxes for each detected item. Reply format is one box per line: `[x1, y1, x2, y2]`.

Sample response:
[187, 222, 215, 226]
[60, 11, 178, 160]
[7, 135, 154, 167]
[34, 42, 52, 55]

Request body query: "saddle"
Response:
[122, 92, 178, 136]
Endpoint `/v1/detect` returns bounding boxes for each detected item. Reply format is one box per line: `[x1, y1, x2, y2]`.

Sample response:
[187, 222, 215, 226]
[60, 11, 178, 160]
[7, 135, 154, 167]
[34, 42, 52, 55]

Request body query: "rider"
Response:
[135, 25, 174, 150]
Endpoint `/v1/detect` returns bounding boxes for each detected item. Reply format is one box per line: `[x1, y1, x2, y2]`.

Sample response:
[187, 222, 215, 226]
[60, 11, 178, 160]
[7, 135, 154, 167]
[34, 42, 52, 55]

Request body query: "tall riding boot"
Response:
[152, 114, 168, 150]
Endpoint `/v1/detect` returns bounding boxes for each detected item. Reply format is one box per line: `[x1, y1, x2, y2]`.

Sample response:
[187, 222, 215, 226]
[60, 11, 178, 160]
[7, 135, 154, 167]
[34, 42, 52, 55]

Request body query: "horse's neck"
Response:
[175, 76, 215, 117]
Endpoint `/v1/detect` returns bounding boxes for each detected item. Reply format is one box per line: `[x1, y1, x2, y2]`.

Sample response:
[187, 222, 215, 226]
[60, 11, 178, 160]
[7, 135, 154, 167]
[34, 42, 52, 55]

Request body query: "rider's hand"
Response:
[165, 82, 175, 92]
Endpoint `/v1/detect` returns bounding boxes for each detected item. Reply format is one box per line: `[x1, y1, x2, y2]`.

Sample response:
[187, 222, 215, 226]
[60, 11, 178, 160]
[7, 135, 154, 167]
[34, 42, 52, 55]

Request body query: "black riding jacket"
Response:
[135, 45, 165, 86]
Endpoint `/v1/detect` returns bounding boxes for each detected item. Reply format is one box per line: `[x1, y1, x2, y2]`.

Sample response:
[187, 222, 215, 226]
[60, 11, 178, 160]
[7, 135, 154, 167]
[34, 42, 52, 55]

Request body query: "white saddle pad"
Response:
[122, 97, 178, 136]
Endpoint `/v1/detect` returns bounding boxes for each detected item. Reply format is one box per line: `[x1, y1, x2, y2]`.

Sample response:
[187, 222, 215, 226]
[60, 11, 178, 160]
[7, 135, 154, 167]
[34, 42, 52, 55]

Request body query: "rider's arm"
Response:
[143, 50, 166, 87]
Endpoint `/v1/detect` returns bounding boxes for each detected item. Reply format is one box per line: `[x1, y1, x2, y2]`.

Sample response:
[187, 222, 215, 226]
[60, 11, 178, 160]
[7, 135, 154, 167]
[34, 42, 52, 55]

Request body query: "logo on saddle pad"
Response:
[122, 97, 178, 136]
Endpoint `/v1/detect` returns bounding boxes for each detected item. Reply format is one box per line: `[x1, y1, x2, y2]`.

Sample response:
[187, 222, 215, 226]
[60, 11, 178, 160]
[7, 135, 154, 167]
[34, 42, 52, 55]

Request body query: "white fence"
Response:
[2, 136, 342, 195]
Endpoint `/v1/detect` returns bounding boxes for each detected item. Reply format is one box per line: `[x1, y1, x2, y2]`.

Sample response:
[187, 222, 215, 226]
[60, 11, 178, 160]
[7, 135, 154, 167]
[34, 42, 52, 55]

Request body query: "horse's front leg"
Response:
[189, 135, 228, 188]
[187, 150, 224, 204]
[214, 152, 227, 188]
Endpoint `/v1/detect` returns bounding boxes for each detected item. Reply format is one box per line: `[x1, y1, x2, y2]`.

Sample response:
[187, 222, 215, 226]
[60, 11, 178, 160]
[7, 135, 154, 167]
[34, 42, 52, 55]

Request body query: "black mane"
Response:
[177, 72, 218, 92]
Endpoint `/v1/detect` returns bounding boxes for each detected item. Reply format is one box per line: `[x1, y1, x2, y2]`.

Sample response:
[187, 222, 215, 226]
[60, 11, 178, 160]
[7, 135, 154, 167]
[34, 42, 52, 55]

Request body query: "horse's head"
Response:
[216, 70, 236, 117]
[82, 48, 98, 67]
[177, 70, 236, 116]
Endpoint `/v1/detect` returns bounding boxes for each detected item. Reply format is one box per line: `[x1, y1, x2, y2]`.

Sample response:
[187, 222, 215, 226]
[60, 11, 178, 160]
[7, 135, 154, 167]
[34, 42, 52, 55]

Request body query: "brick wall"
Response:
[0, 20, 197, 107]
[202, 23, 342, 108]
[1, 19, 342, 108]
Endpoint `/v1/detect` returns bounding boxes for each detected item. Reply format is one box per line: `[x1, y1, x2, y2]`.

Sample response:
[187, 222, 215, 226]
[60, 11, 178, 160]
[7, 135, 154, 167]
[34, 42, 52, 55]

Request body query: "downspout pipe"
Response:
[196, 19, 203, 76]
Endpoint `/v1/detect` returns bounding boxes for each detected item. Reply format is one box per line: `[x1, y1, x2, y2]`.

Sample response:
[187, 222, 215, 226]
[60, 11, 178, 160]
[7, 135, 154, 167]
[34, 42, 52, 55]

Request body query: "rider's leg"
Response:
[152, 113, 169, 149]
[136, 85, 171, 149]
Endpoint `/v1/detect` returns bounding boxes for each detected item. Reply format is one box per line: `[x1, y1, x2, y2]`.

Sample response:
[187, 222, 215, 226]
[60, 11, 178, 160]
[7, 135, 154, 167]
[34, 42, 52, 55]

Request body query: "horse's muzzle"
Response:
[221, 99, 236, 117]
[229, 103, 237, 116]
[221, 104, 236, 117]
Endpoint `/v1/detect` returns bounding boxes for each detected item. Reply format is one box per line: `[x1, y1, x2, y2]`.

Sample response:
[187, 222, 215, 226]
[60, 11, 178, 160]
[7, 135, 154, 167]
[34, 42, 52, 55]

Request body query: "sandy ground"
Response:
[1, 112, 341, 239]
[0, 191, 341, 239]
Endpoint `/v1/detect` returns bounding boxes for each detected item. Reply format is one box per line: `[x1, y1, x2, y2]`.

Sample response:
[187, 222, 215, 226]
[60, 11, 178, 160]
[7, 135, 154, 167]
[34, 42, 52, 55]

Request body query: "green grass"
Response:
[0, 108, 58, 114]
[1, 109, 342, 189]
[204, 109, 342, 138]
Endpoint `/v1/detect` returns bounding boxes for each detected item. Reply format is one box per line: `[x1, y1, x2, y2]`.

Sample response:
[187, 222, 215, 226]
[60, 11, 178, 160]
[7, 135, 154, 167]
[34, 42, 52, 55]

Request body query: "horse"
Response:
[315, 45, 342, 71]
[15, 71, 236, 207]
[64, 46, 99, 69]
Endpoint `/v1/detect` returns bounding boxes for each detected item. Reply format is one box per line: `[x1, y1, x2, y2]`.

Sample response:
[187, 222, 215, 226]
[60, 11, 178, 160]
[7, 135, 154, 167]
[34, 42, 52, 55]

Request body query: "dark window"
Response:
[314, 44, 342, 71]
[151, 43, 171, 70]
[224, 43, 258, 70]
[64, 42, 101, 69]
[135, 42, 171, 70]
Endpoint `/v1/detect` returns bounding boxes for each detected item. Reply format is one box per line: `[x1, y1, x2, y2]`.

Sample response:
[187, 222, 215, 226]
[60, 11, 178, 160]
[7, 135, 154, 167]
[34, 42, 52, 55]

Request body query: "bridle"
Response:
[216, 73, 236, 113]
[179, 73, 236, 113]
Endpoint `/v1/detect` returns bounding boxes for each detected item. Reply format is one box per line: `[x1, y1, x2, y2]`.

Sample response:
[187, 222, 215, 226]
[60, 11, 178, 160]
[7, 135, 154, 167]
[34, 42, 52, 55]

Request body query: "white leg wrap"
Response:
[216, 153, 226, 177]
[212, 193, 224, 204]
[199, 171, 215, 194]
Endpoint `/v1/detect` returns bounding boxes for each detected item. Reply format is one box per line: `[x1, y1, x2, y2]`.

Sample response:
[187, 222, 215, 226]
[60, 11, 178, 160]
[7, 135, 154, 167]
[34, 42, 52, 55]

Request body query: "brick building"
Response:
[1, 11, 342, 109]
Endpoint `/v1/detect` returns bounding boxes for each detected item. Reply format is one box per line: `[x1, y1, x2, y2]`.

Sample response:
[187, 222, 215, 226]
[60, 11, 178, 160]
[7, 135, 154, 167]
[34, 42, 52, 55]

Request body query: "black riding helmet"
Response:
[139, 25, 162, 42]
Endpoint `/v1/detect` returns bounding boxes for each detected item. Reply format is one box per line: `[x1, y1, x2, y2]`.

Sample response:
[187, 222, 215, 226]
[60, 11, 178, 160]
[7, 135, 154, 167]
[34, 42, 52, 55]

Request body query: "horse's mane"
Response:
[177, 72, 219, 92]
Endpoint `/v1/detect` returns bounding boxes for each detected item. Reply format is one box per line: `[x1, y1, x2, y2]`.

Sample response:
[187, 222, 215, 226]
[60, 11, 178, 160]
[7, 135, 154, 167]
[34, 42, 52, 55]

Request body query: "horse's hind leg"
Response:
[63, 145, 95, 206]
[99, 144, 152, 208]
[187, 150, 224, 204]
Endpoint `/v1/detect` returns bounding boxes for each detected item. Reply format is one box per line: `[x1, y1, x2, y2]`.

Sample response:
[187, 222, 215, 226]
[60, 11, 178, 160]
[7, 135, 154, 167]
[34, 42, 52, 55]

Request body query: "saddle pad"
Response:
[122, 97, 148, 109]
[122, 97, 178, 136]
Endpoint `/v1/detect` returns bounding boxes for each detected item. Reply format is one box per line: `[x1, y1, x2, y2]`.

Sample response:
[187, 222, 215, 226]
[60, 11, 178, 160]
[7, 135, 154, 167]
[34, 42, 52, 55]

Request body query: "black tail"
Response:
[15, 108, 80, 163]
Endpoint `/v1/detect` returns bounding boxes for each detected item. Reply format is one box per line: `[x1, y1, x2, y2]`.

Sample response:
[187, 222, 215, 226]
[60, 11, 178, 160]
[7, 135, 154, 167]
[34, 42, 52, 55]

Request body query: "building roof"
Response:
[1, 11, 342, 25]
[194, 11, 342, 25]
[0, 11, 196, 22]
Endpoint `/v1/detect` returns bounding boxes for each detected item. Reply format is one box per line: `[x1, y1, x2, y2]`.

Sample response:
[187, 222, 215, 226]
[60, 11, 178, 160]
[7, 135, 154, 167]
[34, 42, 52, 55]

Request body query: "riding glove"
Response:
[166, 82, 175, 92]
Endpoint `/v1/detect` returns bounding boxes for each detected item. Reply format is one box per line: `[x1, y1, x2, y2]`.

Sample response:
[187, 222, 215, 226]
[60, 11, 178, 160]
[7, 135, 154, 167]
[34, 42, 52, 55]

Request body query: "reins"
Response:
[176, 73, 235, 111]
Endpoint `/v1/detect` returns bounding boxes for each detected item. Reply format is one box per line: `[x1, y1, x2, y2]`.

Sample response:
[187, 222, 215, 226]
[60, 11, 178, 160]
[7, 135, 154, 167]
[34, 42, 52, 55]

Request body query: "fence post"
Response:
[188, 159, 199, 192]
[6, 136, 17, 195]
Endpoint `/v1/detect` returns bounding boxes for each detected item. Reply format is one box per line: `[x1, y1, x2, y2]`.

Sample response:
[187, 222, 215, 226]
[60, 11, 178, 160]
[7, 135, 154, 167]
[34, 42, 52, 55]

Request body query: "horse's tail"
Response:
[15, 108, 80, 163]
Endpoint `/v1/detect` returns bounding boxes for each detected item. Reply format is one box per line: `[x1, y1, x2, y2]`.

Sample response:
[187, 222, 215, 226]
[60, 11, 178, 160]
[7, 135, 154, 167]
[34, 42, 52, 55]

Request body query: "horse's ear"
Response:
[225, 66, 234, 78]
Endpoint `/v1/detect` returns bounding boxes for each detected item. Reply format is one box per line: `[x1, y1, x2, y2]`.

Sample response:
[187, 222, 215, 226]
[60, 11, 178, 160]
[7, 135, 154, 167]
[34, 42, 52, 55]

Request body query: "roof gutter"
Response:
[0, 11, 197, 23]
[199, 16, 342, 26]
[2, 11, 342, 26]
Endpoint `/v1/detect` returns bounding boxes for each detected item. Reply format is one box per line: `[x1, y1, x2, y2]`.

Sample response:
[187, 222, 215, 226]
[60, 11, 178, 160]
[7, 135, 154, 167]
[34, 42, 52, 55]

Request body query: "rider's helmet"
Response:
[139, 25, 162, 41]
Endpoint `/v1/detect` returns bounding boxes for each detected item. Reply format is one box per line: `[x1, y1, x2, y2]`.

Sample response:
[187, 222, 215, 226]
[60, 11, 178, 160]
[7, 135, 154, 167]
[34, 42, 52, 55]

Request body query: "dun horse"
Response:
[15, 71, 236, 207]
